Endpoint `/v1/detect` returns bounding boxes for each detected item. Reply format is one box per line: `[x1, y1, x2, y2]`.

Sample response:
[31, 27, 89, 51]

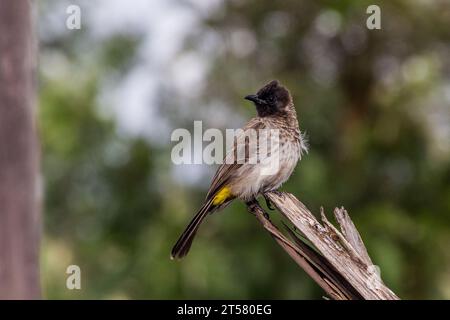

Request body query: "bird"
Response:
[171, 80, 308, 259]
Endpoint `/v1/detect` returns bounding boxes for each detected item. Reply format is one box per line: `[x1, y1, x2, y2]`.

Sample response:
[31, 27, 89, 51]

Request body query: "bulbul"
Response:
[171, 80, 308, 259]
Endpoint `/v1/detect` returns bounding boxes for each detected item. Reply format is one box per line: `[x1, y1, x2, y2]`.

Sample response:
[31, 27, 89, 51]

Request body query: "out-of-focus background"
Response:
[38, 0, 450, 299]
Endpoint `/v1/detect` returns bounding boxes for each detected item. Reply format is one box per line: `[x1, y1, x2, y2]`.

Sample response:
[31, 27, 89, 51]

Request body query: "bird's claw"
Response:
[264, 195, 275, 211]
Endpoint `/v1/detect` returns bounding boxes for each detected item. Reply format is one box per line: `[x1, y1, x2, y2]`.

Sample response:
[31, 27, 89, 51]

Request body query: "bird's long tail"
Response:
[171, 199, 215, 259]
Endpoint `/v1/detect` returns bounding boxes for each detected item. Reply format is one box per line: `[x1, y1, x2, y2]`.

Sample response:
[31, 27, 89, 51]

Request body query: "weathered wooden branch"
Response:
[246, 191, 399, 300]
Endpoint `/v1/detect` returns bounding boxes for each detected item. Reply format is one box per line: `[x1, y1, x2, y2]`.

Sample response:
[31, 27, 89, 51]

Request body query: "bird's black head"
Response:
[244, 80, 292, 117]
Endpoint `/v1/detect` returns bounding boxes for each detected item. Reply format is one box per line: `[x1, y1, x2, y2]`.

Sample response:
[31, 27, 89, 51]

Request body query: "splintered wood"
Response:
[246, 192, 399, 300]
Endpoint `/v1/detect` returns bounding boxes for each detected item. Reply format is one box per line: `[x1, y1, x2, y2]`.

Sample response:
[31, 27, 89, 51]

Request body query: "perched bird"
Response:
[171, 80, 308, 259]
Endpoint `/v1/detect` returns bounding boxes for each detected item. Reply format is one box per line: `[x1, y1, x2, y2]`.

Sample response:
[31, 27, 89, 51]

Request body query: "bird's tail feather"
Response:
[171, 199, 215, 259]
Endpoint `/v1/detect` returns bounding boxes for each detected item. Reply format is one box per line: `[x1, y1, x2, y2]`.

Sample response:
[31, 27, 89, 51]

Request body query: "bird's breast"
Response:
[230, 133, 302, 200]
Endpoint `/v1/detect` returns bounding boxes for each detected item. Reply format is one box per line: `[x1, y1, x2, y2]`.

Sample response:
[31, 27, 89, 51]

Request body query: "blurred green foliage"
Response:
[39, 0, 450, 299]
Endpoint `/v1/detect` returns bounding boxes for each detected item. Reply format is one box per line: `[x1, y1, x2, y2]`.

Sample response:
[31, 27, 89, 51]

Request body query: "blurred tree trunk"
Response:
[0, 0, 41, 299]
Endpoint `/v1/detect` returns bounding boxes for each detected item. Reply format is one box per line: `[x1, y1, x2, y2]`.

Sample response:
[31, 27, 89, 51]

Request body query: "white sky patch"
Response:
[171, 164, 212, 187]
[187, 0, 223, 17]
[87, 0, 160, 39]
[170, 52, 208, 99]
[103, 67, 168, 139]
[200, 101, 245, 130]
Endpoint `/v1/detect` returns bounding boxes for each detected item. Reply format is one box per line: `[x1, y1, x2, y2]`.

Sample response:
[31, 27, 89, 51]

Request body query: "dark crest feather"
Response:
[250, 80, 291, 117]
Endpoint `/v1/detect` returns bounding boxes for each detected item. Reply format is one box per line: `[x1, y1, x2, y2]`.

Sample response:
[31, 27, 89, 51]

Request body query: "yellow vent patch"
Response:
[212, 186, 232, 206]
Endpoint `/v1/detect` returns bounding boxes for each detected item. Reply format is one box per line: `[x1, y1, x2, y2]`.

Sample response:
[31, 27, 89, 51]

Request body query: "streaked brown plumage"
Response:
[171, 80, 308, 259]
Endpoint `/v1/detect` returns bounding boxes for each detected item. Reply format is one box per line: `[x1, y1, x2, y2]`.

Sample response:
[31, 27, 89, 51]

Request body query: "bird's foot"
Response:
[263, 194, 275, 211]
[245, 198, 259, 213]
[246, 198, 270, 220]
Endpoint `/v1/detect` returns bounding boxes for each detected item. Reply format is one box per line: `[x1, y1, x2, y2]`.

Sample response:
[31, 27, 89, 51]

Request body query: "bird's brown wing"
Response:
[205, 118, 266, 200]
[171, 118, 265, 258]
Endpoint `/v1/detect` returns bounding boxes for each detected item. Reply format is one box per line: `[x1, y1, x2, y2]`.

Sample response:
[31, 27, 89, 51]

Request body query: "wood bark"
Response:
[247, 192, 399, 300]
[0, 0, 41, 299]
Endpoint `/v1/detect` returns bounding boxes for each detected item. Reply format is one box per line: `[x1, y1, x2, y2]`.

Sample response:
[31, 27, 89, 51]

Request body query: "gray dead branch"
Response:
[246, 191, 399, 300]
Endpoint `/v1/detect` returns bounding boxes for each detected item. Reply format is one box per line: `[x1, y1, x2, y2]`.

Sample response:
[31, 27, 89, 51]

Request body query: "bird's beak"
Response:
[244, 94, 264, 104]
